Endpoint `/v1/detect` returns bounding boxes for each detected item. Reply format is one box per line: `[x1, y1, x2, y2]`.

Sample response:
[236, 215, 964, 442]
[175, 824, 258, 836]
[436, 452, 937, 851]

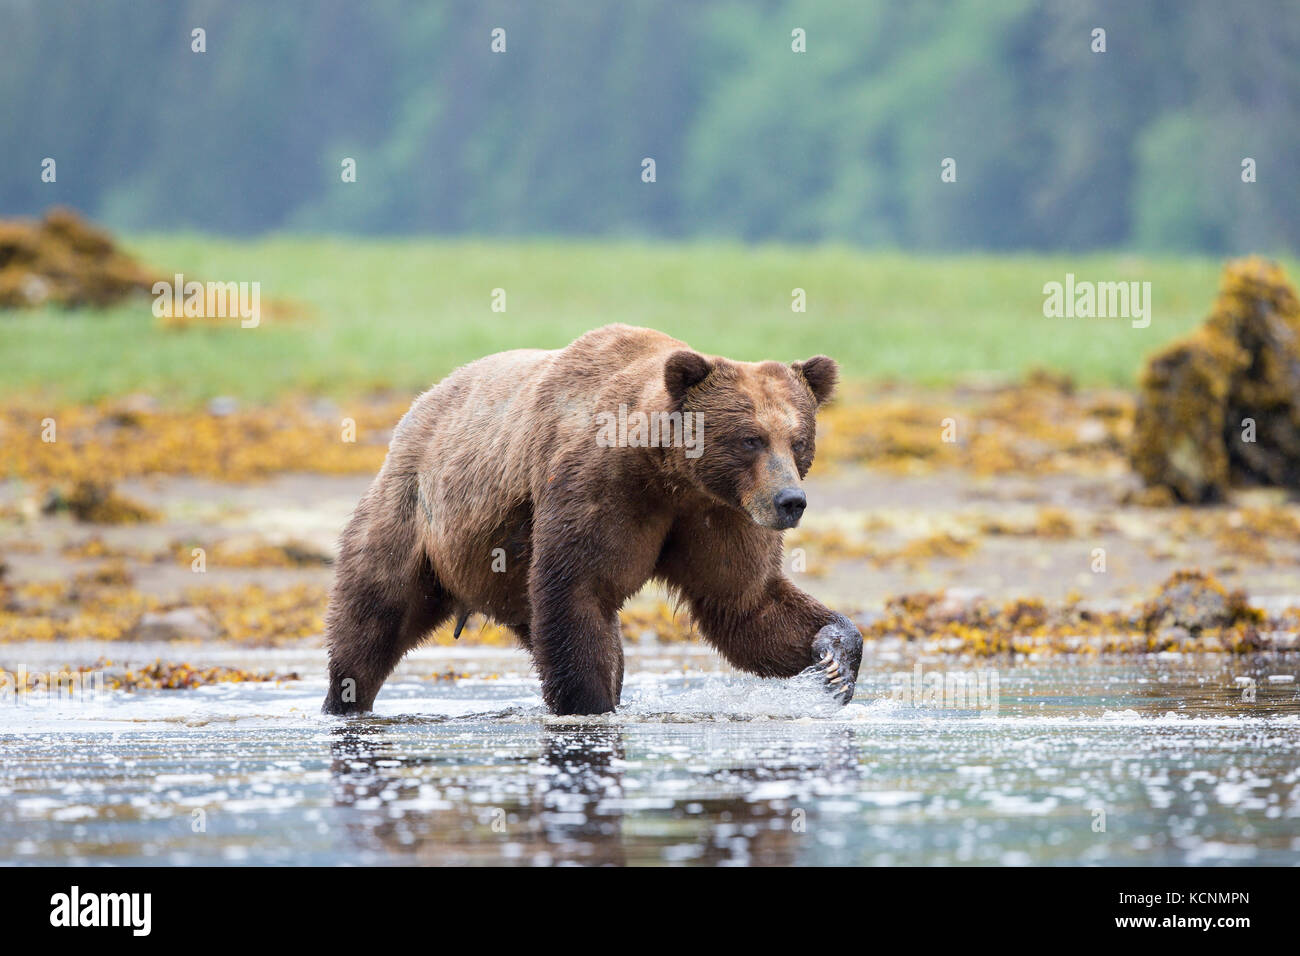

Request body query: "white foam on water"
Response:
[2, 667, 1298, 734]
[614, 668, 845, 720]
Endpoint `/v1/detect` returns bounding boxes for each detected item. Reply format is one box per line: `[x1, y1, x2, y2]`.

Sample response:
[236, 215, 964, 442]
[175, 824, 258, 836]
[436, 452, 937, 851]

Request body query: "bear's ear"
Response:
[793, 355, 838, 406]
[664, 350, 714, 403]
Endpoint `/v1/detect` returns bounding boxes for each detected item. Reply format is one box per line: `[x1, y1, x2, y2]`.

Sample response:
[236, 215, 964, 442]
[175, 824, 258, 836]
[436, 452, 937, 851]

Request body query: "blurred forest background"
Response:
[3, 0, 1297, 253]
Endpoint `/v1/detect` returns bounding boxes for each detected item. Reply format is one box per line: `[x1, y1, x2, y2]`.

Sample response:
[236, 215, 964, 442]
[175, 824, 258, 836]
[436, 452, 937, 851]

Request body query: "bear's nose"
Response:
[773, 487, 807, 527]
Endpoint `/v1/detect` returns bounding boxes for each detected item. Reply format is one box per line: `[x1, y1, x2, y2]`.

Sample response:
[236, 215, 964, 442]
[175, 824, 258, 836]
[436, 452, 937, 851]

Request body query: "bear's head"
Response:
[664, 349, 837, 529]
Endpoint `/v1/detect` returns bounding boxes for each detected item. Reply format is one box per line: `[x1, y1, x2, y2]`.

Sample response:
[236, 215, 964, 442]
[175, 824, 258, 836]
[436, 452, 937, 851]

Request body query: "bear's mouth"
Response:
[743, 483, 807, 530]
[744, 502, 801, 531]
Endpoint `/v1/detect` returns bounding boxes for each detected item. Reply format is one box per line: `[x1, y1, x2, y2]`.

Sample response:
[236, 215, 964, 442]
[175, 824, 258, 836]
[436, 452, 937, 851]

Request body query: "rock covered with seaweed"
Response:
[0, 207, 167, 309]
[1131, 258, 1300, 502]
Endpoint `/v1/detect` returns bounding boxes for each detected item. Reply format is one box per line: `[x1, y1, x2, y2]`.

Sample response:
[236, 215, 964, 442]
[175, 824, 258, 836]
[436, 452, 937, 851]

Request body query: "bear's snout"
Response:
[772, 487, 806, 528]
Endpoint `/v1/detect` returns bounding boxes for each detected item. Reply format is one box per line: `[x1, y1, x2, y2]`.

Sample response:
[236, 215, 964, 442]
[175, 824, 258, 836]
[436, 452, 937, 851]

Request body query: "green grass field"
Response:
[2, 236, 1277, 404]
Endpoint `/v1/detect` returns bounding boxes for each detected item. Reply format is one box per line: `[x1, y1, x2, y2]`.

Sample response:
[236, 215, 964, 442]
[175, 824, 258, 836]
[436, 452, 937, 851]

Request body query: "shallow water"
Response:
[1, 644, 1298, 865]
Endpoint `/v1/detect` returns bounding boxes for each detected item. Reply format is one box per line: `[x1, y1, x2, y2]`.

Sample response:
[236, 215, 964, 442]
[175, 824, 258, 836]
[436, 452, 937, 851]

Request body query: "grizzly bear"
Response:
[322, 324, 863, 716]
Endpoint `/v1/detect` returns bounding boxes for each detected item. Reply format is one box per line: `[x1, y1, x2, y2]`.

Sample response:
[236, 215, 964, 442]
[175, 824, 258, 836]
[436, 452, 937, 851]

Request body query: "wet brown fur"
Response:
[322, 324, 841, 716]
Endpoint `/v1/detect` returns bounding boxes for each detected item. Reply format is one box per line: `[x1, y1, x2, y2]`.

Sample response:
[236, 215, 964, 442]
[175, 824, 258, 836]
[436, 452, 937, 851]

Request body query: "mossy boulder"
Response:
[1139, 569, 1259, 636]
[41, 481, 158, 524]
[0, 207, 161, 309]
[1131, 258, 1300, 502]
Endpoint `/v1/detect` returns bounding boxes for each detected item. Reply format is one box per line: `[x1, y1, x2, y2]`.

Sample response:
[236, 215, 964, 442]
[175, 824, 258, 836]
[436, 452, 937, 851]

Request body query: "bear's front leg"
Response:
[527, 474, 670, 715]
[530, 588, 623, 715]
[699, 576, 863, 704]
[657, 518, 863, 703]
[527, 532, 625, 715]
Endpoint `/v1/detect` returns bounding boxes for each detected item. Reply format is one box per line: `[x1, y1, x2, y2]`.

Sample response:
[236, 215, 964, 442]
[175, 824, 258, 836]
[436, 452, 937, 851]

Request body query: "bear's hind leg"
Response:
[322, 486, 452, 715]
[322, 556, 450, 714]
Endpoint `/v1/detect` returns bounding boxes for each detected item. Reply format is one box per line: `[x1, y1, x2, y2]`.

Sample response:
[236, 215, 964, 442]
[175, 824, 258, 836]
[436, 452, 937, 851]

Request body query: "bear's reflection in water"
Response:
[328, 724, 864, 865]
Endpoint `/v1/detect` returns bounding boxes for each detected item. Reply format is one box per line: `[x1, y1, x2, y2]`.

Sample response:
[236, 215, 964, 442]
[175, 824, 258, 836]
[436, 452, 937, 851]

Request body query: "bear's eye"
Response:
[792, 439, 808, 456]
[740, 435, 764, 452]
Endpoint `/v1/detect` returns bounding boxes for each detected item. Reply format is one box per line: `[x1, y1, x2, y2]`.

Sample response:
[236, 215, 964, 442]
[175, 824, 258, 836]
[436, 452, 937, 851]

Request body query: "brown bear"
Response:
[322, 324, 863, 716]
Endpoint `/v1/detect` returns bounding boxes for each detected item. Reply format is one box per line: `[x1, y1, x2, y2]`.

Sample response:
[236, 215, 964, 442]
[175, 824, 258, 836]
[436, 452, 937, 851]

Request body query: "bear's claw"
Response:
[810, 613, 863, 704]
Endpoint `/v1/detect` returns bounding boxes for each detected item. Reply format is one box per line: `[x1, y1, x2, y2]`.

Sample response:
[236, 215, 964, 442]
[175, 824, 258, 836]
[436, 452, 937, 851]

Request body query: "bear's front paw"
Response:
[811, 613, 863, 704]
